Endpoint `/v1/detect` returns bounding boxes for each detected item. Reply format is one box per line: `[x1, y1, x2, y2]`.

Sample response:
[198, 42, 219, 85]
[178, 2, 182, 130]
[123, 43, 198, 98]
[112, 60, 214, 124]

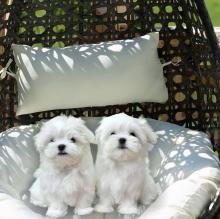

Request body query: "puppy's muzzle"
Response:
[118, 138, 127, 149]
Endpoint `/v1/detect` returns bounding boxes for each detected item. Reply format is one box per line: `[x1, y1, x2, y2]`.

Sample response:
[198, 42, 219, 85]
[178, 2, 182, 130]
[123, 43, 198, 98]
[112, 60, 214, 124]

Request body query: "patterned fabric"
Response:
[0, 118, 219, 219]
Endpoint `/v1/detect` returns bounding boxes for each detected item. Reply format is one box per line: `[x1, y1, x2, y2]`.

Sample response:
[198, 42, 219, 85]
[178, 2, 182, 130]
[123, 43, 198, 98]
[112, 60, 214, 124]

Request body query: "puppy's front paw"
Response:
[142, 187, 159, 206]
[30, 197, 47, 208]
[95, 203, 114, 213]
[142, 194, 158, 206]
[46, 206, 67, 218]
[118, 204, 138, 215]
[75, 207, 93, 215]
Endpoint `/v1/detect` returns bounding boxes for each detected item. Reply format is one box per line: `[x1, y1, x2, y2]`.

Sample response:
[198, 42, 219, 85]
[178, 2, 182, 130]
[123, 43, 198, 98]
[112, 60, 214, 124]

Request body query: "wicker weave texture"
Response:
[0, 0, 220, 134]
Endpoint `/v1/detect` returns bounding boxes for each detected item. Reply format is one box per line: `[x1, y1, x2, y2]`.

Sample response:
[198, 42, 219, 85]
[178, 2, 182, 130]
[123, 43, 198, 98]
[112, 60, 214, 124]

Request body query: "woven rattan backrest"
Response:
[0, 0, 220, 134]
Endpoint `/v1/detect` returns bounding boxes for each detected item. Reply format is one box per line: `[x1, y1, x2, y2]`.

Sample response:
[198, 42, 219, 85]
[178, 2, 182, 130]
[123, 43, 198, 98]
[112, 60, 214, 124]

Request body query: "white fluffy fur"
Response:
[29, 115, 95, 218]
[95, 113, 159, 215]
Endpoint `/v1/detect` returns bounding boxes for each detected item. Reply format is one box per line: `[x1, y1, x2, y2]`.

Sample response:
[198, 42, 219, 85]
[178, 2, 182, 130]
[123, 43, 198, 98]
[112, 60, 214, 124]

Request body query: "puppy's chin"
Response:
[104, 145, 142, 162]
[43, 149, 83, 168]
[103, 138, 143, 162]
[53, 155, 82, 168]
[108, 149, 140, 161]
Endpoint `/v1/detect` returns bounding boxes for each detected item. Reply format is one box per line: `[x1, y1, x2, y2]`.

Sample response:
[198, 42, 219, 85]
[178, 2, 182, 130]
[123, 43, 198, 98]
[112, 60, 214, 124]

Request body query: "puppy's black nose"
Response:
[58, 144, 66, 151]
[119, 138, 126, 144]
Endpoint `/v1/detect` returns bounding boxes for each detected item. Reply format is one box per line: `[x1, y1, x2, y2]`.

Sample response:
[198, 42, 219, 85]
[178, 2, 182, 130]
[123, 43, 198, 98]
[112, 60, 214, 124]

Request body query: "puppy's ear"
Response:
[34, 121, 49, 152]
[77, 118, 96, 144]
[83, 126, 96, 144]
[95, 117, 106, 145]
[95, 125, 102, 145]
[138, 118, 157, 151]
[34, 130, 44, 152]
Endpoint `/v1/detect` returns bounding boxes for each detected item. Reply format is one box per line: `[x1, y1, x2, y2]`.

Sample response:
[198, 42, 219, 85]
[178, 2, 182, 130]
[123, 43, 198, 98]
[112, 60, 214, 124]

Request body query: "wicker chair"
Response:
[0, 0, 220, 218]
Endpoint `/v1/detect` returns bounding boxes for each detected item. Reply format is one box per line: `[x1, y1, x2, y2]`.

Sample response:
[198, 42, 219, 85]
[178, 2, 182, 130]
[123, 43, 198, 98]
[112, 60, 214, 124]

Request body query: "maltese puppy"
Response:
[29, 115, 95, 218]
[95, 113, 159, 215]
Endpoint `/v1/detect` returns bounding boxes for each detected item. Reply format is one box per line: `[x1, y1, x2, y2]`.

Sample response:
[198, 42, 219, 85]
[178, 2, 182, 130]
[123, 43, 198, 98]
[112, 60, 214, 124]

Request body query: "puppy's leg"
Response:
[95, 185, 114, 213]
[46, 201, 68, 218]
[74, 189, 94, 215]
[95, 196, 114, 213]
[29, 180, 47, 207]
[141, 174, 159, 206]
[118, 200, 138, 215]
[95, 179, 114, 213]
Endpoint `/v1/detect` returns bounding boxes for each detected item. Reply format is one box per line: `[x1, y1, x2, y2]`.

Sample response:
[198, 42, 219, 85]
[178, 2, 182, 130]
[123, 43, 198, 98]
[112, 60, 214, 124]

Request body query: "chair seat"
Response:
[0, 118, 219, 219]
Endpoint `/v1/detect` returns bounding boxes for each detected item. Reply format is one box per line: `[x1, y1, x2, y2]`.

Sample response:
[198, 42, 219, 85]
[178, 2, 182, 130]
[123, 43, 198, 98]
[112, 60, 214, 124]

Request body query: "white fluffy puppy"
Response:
[29, 115, 95, 218]
[95, 113, 159, 215]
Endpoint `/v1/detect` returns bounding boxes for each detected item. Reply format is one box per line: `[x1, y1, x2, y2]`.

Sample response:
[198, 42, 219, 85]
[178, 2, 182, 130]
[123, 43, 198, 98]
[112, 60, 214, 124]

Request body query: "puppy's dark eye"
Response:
[50, 138, 54, 142]
[110, 132, 116, 135]
[71, 137, 76, 143]
[130, 132, 136, 137]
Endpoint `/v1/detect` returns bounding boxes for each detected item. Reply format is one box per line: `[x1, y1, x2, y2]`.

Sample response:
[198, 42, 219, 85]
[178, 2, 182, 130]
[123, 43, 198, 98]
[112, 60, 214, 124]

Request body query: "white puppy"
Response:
[95, 113, 159, 215]
[29, 115, 95, 218]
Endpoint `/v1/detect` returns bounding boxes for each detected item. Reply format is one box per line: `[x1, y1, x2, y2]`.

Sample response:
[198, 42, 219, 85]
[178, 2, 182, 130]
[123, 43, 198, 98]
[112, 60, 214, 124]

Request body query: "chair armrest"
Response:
[198, 188, 220, 219]
[0, 193, 45, 219]
[138, 167, 220, 219]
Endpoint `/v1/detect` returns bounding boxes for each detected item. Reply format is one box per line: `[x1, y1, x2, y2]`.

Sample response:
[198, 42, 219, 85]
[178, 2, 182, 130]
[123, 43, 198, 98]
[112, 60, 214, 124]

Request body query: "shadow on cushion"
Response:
[0, 118, 219, 219]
